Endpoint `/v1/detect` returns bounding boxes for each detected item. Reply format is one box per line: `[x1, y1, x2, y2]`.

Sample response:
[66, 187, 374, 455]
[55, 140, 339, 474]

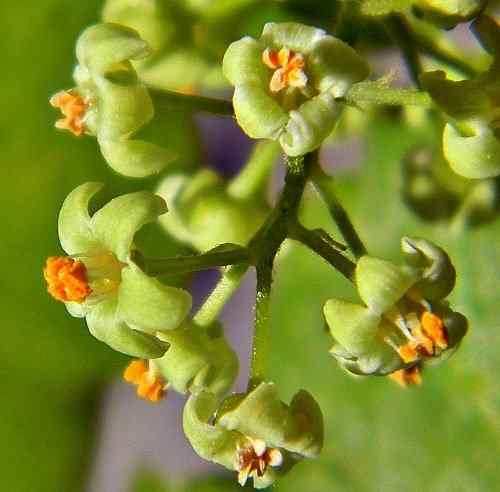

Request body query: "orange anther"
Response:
[44, 256, 92, 303]
[50, 90, 87, 136]
[397, 343, 419, 363]
[124, 360, 166, 403]
[421, 311, 448, 350]
[123, 360, 148, 384]
[389, 365, 422, 388]
[262, 47, 307, 93]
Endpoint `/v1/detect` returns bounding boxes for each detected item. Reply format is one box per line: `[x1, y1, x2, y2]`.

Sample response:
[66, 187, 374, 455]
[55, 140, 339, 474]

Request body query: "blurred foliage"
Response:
[2, 1, 499, 492]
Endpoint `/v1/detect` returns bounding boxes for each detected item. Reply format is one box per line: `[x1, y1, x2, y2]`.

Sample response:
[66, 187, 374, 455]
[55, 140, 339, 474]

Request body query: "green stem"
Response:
[343, 83, 432, 108]
[149, 88, 234, 116]
[385, 14, 423, 88]
[133, 247, 250, 276]
[193, 264, 249, 327]
[289, 223, 356, 280]
[227, 141, 281, 201]
[311, 168, 367, 259]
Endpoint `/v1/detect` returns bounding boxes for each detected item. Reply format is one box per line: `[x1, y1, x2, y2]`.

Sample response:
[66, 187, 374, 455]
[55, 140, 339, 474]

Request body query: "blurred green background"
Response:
[2, 1, 500, 491]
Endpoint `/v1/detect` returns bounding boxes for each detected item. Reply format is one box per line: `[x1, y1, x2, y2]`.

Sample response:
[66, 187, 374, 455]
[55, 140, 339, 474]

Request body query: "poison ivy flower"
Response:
[123, 320, 238, 402]
[183, 382, 323, 489]
[102, 0, 252, 92]
[223, 22, 369, 156]
[324, 237, 468, 378]
[43, 183, 192, 358]
[50, 23, 173, 178]
[157, 169, 268, 251]
[421, 15, 500, 179]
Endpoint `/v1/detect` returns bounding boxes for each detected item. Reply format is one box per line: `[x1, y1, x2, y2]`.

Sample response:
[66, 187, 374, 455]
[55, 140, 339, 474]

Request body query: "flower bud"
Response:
[183, 383, 323, 488]
[223, 22, 369, 155]
[157, 169, 267, 251]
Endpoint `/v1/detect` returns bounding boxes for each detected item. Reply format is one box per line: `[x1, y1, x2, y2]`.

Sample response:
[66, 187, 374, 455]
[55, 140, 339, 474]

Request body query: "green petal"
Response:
[117, 265, 192, 334]
[86, 297, 167, 358]
[280, 92, 340, 156]
[233, 84, 288, 139]
[223, 36, 268, 87]
[90, 191, 167, 262]
[94, 74, 154, 140]
[443, 123, 500, 179]
[401, 237, 456, 300]
[65, 301, 90, 318]
[183, 391, 242, 470]
[76, 23, 151, 74]
[355, 256, 418, 314]
[155, 321, 238, 396]
[58, 182, 104, 255]
[261, 22, 326, 54]
[308, 36, 370, 95]
[324, 299, 382, 356]
[98, 138, 174, 178]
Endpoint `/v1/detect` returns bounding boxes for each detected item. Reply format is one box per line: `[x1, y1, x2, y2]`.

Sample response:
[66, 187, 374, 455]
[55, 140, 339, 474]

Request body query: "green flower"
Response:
[223, 22, 369, 156]
[43, 183, 192, 358]
[123, 320, 238, 402]
[324, 238, 468, 377]
[183, 382, 323, 489]
[157, 169, 268, 251]
[421, 15, 500, 179]
[102, 0, 251, 92]
[50, 23, 173, 177]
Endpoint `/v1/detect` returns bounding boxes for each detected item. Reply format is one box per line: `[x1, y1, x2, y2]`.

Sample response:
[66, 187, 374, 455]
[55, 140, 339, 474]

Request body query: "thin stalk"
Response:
[227, 141, 281, 201]
[311, 168, 367, 259]
[133, 247, 250, 276]
[289, 223, 356, 280]
[149, 88, 234, 116]
[193, 264, 249, 327]
[385, 14, 423, 88]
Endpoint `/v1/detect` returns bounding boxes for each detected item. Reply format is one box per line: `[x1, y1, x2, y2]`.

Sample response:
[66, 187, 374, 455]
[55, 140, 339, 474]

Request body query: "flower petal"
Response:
[90, 191, 167, 262]
[98, 138, 174, 178]
[308, 35, 370, 95]
[324, 299, 381, 356]
[58, 182, 104, 255]
[280, 92, 340, 156]
[233, 84, 288, 139]
[443, 123, 500, 179]
[86, 297, 167, 358]
[355, 256, 418, 314]
[223, 36, 268, 87]
[261, 22, 326, 54]
[76, 23, 151, 75]
[117, 265, 192, 334]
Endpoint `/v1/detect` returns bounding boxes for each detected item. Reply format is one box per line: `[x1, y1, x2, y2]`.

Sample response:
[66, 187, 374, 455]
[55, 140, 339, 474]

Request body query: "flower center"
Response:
[385, 309, 448, 363]
[123, 360, 167, 403]
[236, 438, 283, 486]
[50, 89, 88, 136]
[262, 46, 308, 93]
[44, 256, 92, 303]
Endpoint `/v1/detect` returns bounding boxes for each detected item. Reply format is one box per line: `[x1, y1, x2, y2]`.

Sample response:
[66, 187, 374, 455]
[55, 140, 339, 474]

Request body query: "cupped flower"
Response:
[50, 23, 174, 177]
[223, 22, 369, 156]
[421, 15, 500, 179]
[44, 182, 192, 358]
[324, 237, 468, 378]
[183, 382, 323, 489]
[123, 319, 238, 402]
[156, 169, 268, 251]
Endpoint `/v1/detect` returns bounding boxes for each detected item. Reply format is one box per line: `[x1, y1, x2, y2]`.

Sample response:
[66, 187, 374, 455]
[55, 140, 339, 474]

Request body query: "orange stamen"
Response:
[397, 343, 419, 363]
[123, 360, 166, 403]
[262, 47, 307, 93]
[236, 438, 283, 486]
[421, 311, 448, 350]
[389, 365, 422, 388]
[44, 256, 92, 303]
[50, 90, 87, 136]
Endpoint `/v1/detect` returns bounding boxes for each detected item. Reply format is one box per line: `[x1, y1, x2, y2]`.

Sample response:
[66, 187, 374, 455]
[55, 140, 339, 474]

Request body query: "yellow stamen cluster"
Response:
[236, 438, 283, 486]
[44, 256, 92, 303]
[262, 47, 307, 93]
[123, 360, 166, 403]
[389, 365, 423, 388]
[397, 311, 448, 363]
[50, 90, 88, 136]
